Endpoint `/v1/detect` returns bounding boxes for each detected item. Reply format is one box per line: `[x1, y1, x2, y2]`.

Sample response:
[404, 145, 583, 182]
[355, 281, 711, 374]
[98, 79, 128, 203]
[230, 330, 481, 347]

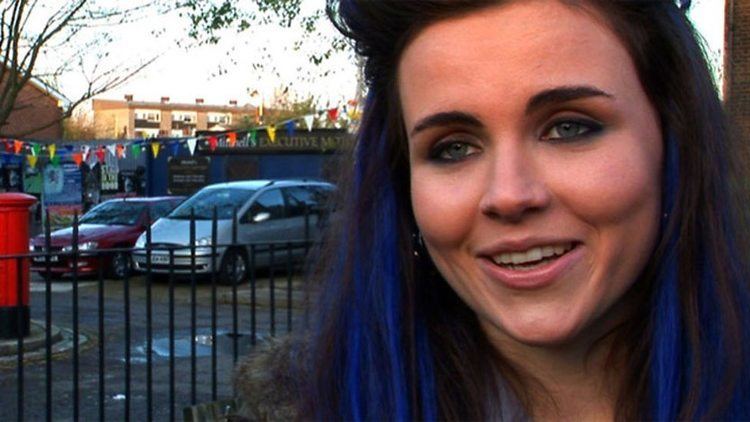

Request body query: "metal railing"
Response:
[0, 208, 319, 421]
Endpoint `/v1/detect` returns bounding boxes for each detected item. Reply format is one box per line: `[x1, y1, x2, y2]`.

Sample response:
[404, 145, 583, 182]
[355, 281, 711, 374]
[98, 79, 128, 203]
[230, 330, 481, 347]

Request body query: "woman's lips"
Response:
[477, 243, 583, 290]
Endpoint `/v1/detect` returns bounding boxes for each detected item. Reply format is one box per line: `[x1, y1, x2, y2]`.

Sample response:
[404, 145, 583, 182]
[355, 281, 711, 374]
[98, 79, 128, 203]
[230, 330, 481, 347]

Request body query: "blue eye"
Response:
[543, 119, 603, 141]
[430, 140, 480, 162]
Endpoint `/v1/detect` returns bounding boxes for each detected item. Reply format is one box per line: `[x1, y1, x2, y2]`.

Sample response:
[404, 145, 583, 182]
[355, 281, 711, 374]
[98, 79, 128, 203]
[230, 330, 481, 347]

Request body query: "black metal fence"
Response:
[0, 209, 318, 421]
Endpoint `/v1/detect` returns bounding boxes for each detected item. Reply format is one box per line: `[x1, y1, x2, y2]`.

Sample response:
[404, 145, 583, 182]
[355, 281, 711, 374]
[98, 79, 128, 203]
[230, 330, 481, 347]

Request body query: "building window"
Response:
[135, 109, 161, 122]
[207, 112, 231, 124]
[172, 112, 197, 123]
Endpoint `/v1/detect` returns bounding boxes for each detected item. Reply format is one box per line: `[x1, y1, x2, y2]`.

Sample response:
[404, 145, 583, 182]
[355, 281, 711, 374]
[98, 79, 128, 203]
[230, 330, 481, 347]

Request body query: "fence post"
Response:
[0, 193, 37, 339]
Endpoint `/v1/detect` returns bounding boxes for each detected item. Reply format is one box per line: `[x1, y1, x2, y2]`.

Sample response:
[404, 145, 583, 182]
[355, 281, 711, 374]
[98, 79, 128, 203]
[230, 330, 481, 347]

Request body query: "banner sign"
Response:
[44, 163, 83, 227]
[201, 129, 353, 154]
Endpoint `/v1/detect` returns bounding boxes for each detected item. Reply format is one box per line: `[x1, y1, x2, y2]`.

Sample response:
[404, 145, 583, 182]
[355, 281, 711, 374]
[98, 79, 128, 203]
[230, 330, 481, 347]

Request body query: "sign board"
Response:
[167, 156, 210, 195]
[101, 164, 119, 191]
[200, 128, 353, 155]
[43, 163, 83, 227]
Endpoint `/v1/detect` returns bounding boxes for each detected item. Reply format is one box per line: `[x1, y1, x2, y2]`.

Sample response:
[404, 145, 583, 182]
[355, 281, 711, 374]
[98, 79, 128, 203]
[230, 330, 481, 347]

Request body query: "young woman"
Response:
[235, 1, 750, 420]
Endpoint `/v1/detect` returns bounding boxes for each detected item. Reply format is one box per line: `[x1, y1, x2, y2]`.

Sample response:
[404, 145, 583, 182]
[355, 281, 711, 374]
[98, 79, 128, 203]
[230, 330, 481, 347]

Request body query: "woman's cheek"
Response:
[411, 168, 480, 246]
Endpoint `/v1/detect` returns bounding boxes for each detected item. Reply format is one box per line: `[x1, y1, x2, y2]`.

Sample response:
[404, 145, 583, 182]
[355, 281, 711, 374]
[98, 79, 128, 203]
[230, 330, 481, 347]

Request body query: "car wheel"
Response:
[110, 252, 132, 280]
[219, 249, 248, 285]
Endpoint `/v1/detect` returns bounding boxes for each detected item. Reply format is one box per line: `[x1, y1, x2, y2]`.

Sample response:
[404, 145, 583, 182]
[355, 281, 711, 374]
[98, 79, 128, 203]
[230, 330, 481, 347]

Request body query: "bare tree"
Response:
[0, 0, 164, 138]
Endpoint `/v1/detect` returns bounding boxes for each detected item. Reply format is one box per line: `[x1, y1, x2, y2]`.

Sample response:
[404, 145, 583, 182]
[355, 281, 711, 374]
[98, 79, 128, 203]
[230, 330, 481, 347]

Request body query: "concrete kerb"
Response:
[0, 320, 93, 368]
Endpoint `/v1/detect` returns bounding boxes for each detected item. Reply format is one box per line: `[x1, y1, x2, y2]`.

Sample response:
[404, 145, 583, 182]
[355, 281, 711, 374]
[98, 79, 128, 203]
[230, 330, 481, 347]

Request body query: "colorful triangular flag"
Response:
[267, 125, 277, 143]
[13, 140, 23, 154]
[106, 144, 117, 157]
[116, 144, 125, 158]
[27, 154, 38, 169]
[48, 144, 56, 159]
[327, 107, 339, 122]
[285, 121, 295, 137]
[303, 115, 314, 132]
[170, 141, 180, 157]
[208, 136, 218, 151]
[151, 142, 160, 158]
[186, 138, 197, 156]
[96, 147, 106, 164]
[72, 152, 83, 167]
[131, 144, 141, 159]
[31, 144, 40, 157]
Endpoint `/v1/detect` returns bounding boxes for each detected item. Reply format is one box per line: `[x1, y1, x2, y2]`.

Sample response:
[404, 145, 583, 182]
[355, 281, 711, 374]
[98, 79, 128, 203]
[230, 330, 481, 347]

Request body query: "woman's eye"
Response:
[430, 141, 480, 162]
[543, 119, 602, 141]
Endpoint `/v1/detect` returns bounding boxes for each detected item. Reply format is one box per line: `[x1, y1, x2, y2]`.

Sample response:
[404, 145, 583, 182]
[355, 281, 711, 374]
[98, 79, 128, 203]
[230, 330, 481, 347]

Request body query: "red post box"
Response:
[0, 192, 36, 338]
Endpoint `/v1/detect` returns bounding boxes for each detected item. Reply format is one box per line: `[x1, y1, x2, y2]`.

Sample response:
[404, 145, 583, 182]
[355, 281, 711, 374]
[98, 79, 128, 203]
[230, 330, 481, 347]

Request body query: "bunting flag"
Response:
[267, 125, 277, 143]
[227, 132, 237, 147]
[13, 140, 23, 154]
[327, 107, 339, 122]
[48, 143, 56, 159]
[106, 144, 117, 157]
[249, 128, 257, 146]
[131, 144, 141, 159]
[82, 145, 91, 161]
[72, 152, 83, 167]
[116, 144, 125, 158]
[4, 140, 13, 153]
[303, 114, 314, 132]
[151, 141, 160, 158]
[96, 147, 106, 164]
[285, 121, 295, 137]
[208, 136, 218, 151]
[50, 155, 60, 167]
[170, 141, 180, 157]
[87, 151, 99, 168]
[31, 144, 40, 157]
[186, 137, 197, 156]
[27, 154, 38, 169]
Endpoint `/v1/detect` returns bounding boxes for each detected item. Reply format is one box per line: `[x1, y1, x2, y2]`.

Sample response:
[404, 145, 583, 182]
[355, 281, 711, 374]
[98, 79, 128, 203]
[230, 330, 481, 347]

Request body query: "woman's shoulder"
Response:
[233, 335, 305, 421]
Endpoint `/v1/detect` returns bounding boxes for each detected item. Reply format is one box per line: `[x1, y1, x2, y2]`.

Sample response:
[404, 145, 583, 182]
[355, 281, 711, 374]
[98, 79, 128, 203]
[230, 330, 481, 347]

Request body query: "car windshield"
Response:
[168, 188, 256, 220]
[80, 201, 146, 226]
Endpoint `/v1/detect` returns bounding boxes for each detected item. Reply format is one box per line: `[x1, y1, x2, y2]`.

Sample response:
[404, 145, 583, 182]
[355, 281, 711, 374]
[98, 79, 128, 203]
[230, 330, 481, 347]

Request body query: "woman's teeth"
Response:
[492, 243, 574, 268]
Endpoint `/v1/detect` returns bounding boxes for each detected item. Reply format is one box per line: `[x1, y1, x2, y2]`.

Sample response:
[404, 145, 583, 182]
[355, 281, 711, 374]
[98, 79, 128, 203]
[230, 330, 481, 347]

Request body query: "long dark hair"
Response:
[298, 0, 750, 419]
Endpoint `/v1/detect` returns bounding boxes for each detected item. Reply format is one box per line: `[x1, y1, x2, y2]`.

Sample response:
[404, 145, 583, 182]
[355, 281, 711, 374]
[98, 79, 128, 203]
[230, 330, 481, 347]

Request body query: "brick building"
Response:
[0, 78, 64, 140]
[725, 0, 750, 138]
[92, 96, 258, 139]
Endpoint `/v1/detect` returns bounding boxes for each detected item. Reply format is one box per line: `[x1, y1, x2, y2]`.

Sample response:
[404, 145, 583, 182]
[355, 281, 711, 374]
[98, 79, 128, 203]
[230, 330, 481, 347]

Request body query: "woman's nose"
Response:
[478, 147, 551, 223]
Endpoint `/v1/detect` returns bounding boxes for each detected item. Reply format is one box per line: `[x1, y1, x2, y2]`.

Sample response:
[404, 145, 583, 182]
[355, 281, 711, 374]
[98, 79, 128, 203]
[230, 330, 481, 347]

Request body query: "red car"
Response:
[29, 196, 184, 279]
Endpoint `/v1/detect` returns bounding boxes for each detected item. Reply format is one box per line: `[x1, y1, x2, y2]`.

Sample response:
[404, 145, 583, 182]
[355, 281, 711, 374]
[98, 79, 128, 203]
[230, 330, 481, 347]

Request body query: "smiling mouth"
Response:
[491, 242, 577, 271]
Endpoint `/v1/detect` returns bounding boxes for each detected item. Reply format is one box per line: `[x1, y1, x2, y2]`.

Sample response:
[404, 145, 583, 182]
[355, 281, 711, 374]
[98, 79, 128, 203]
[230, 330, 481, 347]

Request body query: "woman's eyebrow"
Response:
[526, 85, 613, 114]
[409, 111, 483, 137]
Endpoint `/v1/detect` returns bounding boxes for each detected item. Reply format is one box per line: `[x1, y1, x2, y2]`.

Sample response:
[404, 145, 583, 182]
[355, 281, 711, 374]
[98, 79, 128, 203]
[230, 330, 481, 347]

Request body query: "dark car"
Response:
[29, 196, 184, 279]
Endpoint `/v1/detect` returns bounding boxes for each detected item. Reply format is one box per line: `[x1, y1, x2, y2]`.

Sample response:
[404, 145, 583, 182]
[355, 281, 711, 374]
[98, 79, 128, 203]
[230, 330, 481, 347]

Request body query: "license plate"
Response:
[33, 255, 59, 263]
[150, 254, 170, 264]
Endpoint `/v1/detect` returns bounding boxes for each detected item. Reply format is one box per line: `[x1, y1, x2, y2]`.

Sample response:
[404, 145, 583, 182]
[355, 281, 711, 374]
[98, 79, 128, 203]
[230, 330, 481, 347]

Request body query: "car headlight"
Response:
[62, 241, 98, 252]
[193, 237, 212, 247]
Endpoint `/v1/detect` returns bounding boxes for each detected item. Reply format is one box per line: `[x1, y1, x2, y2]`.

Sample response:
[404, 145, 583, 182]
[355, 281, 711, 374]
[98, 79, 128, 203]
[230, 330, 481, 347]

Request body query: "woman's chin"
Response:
[480, 314, 589, 350]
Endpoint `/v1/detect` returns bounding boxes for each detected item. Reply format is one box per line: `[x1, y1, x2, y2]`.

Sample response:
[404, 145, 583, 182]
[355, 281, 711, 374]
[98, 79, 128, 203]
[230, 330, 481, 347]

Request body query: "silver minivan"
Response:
[132, 179, 335, 284]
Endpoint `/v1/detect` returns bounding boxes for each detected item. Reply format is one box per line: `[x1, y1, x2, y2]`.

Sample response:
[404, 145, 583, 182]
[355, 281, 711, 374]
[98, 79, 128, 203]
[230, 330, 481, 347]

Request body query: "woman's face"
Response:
[400, 0, 662, 348]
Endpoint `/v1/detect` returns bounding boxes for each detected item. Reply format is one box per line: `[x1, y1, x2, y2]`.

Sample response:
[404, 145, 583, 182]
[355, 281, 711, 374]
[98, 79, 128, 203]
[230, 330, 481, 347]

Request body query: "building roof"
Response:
[92, 98, 255, 113]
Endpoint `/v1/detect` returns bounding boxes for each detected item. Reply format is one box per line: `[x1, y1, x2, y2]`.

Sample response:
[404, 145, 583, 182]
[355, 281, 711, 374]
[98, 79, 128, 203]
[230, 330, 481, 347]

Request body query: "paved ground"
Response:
[0, 270, 308, 421]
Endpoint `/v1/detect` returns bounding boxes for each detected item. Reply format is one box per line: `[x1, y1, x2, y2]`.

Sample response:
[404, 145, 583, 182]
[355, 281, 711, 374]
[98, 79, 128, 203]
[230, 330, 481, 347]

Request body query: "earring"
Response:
[412, 231, 425, 257]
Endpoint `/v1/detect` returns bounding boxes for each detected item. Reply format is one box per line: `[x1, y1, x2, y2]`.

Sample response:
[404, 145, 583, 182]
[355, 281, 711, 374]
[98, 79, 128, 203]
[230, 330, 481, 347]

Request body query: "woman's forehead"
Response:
[396, 0, 641, 124]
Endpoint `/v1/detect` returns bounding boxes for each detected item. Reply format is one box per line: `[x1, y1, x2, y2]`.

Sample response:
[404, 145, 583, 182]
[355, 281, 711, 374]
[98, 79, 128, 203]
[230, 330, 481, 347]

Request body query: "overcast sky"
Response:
[51, 0, 725, 109]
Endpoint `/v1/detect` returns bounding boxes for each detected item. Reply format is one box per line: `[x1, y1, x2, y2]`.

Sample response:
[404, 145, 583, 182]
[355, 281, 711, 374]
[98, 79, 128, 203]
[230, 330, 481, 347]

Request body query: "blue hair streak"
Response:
[312, 90, 438, 421]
